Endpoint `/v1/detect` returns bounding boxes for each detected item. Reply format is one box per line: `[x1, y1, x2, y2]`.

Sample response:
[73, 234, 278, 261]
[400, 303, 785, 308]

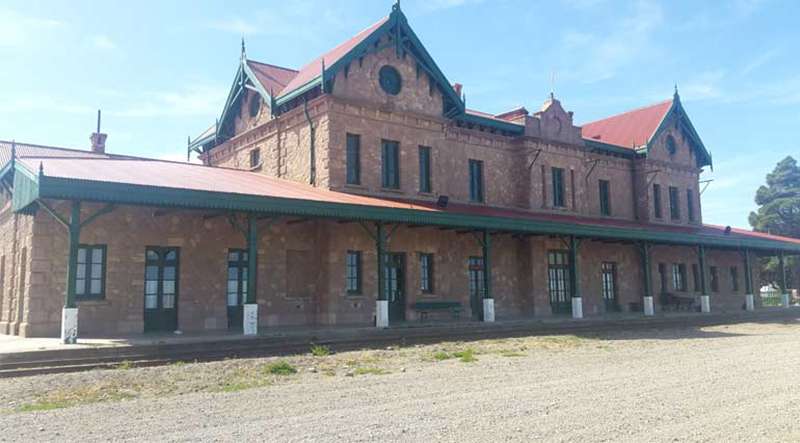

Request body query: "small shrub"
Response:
[353, 367, 387, 376]
[453, 348, 477, 363]
[433, 351, 452, 361]
[115, 360, 133, 370]
[265, 361, 297, 376]
[310, 344, 331, 357]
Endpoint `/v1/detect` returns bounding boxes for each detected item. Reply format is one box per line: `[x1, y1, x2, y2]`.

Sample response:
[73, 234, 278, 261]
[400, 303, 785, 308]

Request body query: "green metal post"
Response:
[743, 248, 753, 295]
[569, 236, 580, 299]
[482, 229, 491, 300]
[246, 213, 258, 304]
[641, 242, 652, 299]
[65, 200, 81, 309]
[698, 245, 708, 295]
[376, 222, 386, 301]
[779, 250, 787, 294]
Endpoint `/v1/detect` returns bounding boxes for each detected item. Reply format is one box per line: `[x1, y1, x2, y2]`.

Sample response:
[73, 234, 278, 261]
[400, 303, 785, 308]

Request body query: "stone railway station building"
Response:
[1, 4, 799, 342]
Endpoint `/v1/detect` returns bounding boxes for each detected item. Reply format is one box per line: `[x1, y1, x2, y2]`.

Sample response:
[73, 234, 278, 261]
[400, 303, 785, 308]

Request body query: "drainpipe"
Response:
[303, 99, 316, 186]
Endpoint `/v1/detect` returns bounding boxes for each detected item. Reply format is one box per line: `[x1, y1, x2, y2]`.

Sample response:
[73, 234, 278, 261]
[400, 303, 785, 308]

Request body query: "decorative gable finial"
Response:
[10, 139, 16, 160]
[674, 83, 679, 100]
[241, 37, 247, 61]
[39, 161, 44, 177]
[393, 0, 401, 12]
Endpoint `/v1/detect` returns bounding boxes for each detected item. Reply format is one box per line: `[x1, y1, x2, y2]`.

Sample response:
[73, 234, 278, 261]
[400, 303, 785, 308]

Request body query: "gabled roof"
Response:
[582, 99, 673, 149]
[581, 94, 713, 168]
[3, 140, 797, 252]
[245, 60, 298, 96]
[276, 17, 389, 99]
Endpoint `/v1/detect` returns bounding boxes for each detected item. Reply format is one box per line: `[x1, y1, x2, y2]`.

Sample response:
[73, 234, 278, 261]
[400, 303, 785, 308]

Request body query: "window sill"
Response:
[380, 188, 404, 194]
[76, 298, 109, 306]
[343, 183, 365, 189]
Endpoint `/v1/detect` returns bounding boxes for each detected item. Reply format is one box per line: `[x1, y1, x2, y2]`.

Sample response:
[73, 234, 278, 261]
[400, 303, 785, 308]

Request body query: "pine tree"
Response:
[749, 156, 800, 288]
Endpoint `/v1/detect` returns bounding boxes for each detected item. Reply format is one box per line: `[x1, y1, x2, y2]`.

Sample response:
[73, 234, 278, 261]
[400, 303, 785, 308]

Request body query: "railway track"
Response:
[1, 309, 797, 378]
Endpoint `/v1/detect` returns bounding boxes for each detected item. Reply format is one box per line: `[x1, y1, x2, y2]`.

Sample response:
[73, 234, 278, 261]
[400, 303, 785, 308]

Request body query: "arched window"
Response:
[666, 135, 677, 156]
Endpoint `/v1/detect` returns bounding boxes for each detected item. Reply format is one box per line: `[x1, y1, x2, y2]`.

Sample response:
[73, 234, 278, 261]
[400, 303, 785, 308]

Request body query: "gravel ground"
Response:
[2, 320, 800, 442]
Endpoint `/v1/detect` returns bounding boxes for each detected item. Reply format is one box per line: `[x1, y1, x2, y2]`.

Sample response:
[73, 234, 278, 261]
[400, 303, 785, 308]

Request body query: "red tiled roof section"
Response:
[0, 140, 112, 170]
[246, 60, 298, 95]
[581, 99, 673, 149]
[277, 16, 389, 97]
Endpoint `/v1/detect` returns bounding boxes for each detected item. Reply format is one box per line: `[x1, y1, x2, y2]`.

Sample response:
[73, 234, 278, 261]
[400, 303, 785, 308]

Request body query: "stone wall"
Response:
[0, 190, 35, 336]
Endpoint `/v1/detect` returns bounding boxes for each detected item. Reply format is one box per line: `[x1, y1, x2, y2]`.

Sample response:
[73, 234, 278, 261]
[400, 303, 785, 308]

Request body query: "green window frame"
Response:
[710, 266, 719, 292]
[469, 159, 484, 202]
[658, 263, 667, 293]
[249, 148, 261, 168]
[601, 262, 617, 301]
[419, 146, 432, 193]
[76, 244, 107, 300]
[346, 133, 361, 185]
[227, 249, 248, 307]
[730, 266, 739, 292]
[669, 186, 680, 220]
[653, 184, 663, 219]
[687, 189, 695, 222]
[599, 179, 611, 216]
[420, 253, 434, 293]
[552, 167, 565, 208]
[346, 250, 362, 294]
[381, 139, 400, 189]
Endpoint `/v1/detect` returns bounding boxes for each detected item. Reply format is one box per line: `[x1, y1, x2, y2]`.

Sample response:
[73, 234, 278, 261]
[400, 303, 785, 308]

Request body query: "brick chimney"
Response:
[90, 109, 107, 154]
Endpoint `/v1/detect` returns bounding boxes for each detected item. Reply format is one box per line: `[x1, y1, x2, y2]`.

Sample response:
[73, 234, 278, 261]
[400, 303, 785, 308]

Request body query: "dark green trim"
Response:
[585, 139, 637, 157]
[376, 222, 386, 302]
[246, 213, 258, 304]
[75, 244, 107, 301]
[66, 200, 81, 309]
[458, 113, 525, 135]
[698, 245, 708, 296]
[569, 236, 580, 299]
[640, 242, 652, 299]
[647, 97, 713, 168]
[482, 229, 491, 301]
[779, 250, 787, 293]
[743, 248, 753, 295]
[12, 165, 800, 253]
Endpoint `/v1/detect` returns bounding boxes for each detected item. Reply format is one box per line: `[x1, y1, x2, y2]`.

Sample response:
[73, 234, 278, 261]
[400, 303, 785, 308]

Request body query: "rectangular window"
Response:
[672, 263, 687, 292]
[687, 189, 695, 222]
[346, 251, 362, 294]
[249, 148, 261, 168]
[420, 253, 434, 293]
[552, 167, 565, 207]
[346, 133, 361, 185]
[692, 263, 701, 292]
[601, 262, 617, 302]
[658, 263, 667, 293]
[710, 266, 719, 292]
[227, 249, 248, 307]
[419, 146, 432, 193]
[75, 245, 106, 299]
[653, 184, 663, 219]
[381, 140, 400, 189]
[599, 179, 611, 216]
[730, 266, 739, 292]
[469, 159, 484, 202]
[669, 186, 680, 220]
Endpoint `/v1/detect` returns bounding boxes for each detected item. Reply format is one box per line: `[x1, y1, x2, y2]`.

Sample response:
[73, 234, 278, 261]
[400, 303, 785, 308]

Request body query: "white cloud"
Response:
[209, 18, 261, 36]
[0, 94, 93, 115]
[91, 35, 117, 50]
[417, 0, 486, 12]
[0, 9, 64, 48]
[741, 48, 780, 76]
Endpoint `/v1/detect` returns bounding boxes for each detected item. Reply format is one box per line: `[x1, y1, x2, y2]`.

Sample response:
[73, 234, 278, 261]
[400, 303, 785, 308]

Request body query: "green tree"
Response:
[749, 156, 800, 288]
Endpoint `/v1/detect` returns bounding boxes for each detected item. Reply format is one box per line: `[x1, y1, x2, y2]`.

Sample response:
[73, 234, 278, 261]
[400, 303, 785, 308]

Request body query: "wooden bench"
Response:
[660, 293, 696, 311]
[413, 301, 462, 321]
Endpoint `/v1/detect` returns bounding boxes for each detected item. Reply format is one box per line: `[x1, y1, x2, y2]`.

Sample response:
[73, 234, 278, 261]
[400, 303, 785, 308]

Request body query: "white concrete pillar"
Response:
[243, 304, 258, 335]
[376, 300, 389, 328]
[571, 297, 583, 319]
[483, 299, 495, 322]
[61, 307, 78, 344]
[700, 295, 711, 313]
[643, 296, 655, 316]
[745, 294, 755, 312]
[782, 293, 791, 308]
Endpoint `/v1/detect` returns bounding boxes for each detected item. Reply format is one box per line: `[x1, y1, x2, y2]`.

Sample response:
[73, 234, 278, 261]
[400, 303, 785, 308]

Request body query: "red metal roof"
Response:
[246, 60, 298, 95]
[277, 16, 389, 98]
[5, 141, 798, 248]
[581, 99, 673, 149]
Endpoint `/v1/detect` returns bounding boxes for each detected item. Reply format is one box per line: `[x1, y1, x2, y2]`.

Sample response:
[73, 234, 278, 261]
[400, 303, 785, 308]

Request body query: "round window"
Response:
[378, 65, 402, 95]
[249, 96, 261, 118]
[666, 135, 677, 156]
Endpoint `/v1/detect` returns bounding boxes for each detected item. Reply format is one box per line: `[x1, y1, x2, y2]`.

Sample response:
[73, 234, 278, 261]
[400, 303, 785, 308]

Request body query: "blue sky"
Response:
[1, 0, 797, 228]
